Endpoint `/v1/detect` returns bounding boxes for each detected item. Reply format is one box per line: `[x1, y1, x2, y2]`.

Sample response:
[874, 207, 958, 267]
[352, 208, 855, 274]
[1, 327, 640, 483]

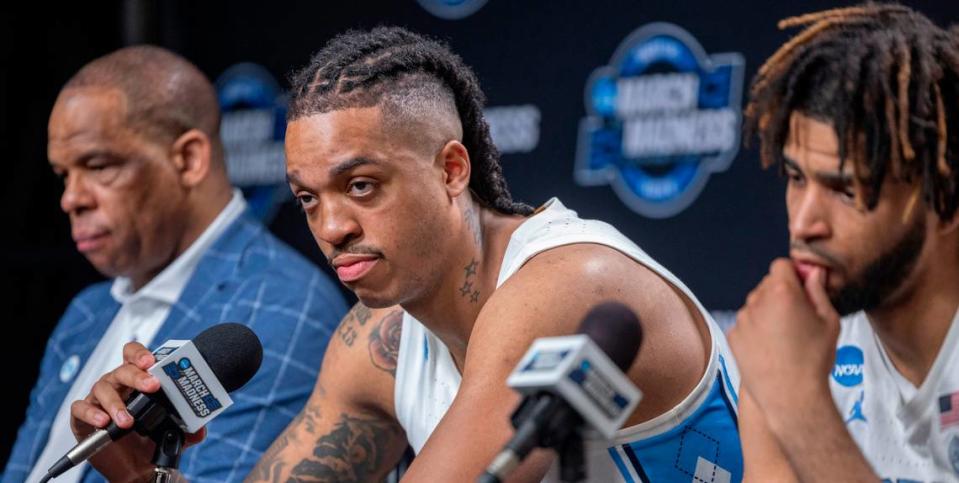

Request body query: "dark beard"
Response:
[830, 216, 926, 316]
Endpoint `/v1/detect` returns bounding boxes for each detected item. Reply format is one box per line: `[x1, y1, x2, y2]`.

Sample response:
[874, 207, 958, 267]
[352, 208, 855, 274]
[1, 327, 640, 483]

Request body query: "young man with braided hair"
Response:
[69, 27, 744, 481]
[729, 3, 959, 481]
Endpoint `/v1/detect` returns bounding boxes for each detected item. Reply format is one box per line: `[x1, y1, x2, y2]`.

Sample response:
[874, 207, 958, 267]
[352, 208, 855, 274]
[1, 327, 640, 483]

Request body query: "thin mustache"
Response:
[789, 240, 842, 268]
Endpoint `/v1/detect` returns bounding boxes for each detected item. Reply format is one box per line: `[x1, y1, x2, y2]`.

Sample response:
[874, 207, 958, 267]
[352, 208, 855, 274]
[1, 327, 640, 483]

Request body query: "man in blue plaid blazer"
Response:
[2, 46, 346, 482]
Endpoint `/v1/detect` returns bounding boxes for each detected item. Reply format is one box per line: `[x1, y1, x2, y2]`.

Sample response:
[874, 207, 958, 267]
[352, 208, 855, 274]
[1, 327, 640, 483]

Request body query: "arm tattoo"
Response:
[288, 413, 402, 482]
[247, 405, 322, 482]
[368, 310, 402, 377]
[337, 304, 372, 347]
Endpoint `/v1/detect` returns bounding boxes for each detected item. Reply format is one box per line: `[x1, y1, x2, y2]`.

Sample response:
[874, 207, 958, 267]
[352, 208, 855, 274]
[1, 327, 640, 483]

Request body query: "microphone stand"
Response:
[149, 420, 185, 483]
[556, 433, 584, 483]
[478, 393, 586, 483]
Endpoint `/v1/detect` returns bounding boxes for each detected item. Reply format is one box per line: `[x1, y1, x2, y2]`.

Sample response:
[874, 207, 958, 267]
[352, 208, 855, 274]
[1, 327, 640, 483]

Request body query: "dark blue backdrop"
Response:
[2, 0, 955, 469]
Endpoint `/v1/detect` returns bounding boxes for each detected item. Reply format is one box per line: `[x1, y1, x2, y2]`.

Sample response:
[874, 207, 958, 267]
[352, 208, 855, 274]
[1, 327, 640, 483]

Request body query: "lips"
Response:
[792, 258, 830, 284]
[332, 255, 380, 283]
[73, 230, 110, 253]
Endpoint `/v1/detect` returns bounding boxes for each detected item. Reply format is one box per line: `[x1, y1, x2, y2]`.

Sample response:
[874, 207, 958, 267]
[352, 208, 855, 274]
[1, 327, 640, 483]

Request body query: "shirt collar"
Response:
[111, 190, 248, 306]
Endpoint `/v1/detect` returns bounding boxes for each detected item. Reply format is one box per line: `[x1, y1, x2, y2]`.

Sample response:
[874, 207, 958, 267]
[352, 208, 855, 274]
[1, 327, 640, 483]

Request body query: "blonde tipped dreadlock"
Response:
[744, 2, 959, 219]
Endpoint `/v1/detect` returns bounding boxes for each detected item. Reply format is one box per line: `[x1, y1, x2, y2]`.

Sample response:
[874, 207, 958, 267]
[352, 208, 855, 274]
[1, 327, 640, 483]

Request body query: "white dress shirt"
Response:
[27, 191, 247, 483]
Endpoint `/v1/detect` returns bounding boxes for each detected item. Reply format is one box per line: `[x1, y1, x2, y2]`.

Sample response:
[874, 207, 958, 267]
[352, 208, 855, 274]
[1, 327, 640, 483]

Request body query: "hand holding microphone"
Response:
[60, 323, 262, 483]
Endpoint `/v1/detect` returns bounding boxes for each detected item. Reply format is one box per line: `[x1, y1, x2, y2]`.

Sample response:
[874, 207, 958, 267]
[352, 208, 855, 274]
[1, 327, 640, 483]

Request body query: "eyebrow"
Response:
[286, 157, 383, 187]
[286, 170, 305, 187]
[49, 149, 121, 169]
[329, 157, 381, 178]
[782, 154, 854, 187]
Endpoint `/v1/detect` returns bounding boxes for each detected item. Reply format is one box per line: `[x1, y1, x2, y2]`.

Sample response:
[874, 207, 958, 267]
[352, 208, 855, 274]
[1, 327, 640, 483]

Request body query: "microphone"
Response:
[41, 323, 263, 482]
[479, 302, 643, 483]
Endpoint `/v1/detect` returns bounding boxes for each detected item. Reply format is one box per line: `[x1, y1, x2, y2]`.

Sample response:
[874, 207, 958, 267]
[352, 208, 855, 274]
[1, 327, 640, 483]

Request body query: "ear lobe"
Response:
[171, 129, 212, 188]
[939, 210, 959, 236]
[439, 140, 471, 198]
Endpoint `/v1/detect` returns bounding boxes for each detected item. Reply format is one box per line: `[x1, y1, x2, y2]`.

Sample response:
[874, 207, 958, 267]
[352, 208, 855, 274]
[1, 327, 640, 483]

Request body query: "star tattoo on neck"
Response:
[465, 259, 478, 277]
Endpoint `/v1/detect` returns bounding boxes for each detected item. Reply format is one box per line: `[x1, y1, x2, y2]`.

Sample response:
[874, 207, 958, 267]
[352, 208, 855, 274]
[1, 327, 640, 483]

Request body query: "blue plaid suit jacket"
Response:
[3, 210, 347, 482]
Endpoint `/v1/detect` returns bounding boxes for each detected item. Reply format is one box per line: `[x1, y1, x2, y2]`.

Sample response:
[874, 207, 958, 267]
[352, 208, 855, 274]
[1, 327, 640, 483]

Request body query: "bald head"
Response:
[63, 45, 222, 159]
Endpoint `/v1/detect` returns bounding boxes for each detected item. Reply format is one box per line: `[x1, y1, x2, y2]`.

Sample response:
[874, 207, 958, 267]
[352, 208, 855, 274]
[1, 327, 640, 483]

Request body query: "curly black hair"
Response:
[288, 26, 532, 216]
[745, 2, 959, 220]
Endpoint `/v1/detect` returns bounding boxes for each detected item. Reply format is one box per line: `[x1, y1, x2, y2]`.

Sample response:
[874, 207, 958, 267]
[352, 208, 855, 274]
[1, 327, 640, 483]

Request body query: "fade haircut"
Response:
[288, 26, 532, 215]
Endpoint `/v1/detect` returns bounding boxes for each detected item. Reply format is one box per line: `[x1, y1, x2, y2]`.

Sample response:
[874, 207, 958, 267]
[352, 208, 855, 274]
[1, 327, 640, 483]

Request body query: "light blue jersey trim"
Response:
[718, 354, 739, 406]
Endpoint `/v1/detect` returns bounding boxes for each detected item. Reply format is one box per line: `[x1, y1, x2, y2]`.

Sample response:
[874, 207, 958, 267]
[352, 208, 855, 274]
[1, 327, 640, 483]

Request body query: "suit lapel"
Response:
[151, 211, 263, 346]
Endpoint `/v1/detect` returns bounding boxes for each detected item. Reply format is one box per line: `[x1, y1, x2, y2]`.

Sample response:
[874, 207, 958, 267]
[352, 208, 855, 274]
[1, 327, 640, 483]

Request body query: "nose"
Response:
[314, 198, 362, 249]
[789, 185, 831, 243]
[60, 172, 96, 215]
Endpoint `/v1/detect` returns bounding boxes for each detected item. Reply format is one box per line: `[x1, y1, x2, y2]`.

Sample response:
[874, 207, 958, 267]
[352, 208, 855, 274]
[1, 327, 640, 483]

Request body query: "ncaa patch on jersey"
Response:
[832, 345, 864, 387]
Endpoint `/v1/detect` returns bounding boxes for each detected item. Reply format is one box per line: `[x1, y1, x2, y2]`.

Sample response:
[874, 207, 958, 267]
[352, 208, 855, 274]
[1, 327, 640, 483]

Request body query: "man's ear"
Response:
[438, 140, 471, 198]
[170, 129, 212, 188]
[938, 209, 959, 236]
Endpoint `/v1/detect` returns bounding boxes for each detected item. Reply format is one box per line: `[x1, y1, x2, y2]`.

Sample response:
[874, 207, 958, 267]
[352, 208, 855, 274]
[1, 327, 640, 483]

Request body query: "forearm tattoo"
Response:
[288, 414, 402, 482]
[247, 405, 322, 482]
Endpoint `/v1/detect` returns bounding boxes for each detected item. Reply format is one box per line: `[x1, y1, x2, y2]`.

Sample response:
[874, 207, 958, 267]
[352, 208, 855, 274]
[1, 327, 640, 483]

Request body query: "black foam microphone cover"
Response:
[192, 322, 263, 392]
[577, 301, 643, 372]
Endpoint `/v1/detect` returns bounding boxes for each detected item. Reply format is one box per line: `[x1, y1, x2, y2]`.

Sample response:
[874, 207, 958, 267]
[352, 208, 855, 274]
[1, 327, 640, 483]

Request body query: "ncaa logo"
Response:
[216, 63, 289, 223]
[576, 23, 744, 218]
[417, 0, 489, 20]
[832, 345, 864, 387]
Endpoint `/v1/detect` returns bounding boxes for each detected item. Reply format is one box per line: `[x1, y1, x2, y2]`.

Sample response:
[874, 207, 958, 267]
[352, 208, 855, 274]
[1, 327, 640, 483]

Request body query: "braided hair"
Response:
[288, 26, 532, 215]
[744, 2, 959, 219]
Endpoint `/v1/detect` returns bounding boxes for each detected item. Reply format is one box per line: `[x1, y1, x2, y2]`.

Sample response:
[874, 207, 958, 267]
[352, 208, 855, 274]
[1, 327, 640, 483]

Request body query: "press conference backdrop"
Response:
[2, 0, 954, 469]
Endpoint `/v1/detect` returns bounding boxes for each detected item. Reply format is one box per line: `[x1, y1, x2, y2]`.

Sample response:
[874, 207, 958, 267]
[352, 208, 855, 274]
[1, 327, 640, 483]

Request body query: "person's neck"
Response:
[402, 199, 526, 372]
[129, 185, 233, 291]
[867, 257, 959, 388]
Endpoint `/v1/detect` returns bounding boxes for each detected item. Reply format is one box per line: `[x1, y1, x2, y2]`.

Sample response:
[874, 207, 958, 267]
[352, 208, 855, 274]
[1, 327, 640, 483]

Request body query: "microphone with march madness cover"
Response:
[40, 323, 263, 482]
[479, 302, 643, 483]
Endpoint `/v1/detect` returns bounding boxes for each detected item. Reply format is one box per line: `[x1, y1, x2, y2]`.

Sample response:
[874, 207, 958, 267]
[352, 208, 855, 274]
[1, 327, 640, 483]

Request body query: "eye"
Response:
[836, 186, 857, 204]
[347, 179, 375, 197]
[786, 170, 805, 187]
[296, 193, 318, 210]
[85, 158, 122, 184]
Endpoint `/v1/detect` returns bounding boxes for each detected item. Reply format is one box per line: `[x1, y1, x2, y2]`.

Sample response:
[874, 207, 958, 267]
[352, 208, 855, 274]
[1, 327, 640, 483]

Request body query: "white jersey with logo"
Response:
[394, 198, 743, 482]
[830, 308, 959, 482]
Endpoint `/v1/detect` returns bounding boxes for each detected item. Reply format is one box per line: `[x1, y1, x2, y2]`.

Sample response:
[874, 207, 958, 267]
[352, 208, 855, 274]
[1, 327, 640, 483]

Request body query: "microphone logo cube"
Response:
[508, 335, 642, 439]
[162, 357, 224, 417]
[148, 340, 233, 433]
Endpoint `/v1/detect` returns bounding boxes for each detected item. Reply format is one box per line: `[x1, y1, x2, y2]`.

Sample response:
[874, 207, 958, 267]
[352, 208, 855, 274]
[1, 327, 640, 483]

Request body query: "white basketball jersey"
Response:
[394, 198, 743, 482]
[830, 308, 959, 482]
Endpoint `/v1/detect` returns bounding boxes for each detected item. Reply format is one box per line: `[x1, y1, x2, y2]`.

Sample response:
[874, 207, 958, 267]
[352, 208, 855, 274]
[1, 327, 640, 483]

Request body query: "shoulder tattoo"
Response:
[368, 309, 403, 377]
[337, 304, 373, 347]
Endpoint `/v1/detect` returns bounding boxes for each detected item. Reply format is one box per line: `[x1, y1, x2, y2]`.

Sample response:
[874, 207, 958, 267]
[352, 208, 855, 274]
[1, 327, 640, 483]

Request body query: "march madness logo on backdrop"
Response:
[576, 23, 744, 218]
[216, 63, 289, 222]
